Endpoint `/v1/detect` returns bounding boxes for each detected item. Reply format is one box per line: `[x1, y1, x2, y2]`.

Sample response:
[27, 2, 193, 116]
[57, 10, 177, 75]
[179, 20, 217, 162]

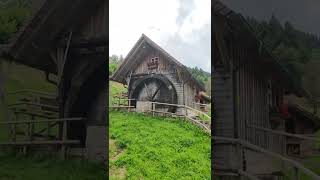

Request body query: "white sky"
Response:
[109, 0, 211, 72]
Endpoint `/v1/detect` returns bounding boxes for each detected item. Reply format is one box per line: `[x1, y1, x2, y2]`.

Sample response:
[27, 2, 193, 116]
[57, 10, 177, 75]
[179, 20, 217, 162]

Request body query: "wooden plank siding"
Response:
[76, 0, 107, 40]
[130, 47, 200, 108]
[213, 24, 287, 173]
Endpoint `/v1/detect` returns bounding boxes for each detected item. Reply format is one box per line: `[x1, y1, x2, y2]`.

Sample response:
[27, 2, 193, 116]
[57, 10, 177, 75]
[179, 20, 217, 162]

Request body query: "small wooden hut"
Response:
[112, 34, 206, 114]
[213, 0, 309, 178]
[285, 100, 320, 157]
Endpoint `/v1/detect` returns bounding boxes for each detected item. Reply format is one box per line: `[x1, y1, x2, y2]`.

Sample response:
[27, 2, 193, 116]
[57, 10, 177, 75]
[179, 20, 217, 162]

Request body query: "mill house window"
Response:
[147, 57, 159, 70]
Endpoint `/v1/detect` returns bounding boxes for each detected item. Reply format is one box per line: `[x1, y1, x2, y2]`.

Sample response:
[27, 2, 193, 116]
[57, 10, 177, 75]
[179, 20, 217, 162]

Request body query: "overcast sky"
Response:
[223, 0, 320, 36]
[109, 0, 211, 72]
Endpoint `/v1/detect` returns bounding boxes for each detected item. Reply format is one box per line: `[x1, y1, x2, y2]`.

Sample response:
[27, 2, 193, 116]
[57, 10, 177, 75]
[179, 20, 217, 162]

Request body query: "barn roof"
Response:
[1, 0, 106, 74]
[111, 34, 206, 91]
[213, 0, 309, 98]
[289, 104, 320, 131]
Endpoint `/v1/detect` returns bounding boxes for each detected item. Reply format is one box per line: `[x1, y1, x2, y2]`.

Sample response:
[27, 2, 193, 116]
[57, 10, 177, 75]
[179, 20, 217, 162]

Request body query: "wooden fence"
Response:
[214, 125, 320, 179]
[0, 117, 85, 159]
[110, 98, 211, 135]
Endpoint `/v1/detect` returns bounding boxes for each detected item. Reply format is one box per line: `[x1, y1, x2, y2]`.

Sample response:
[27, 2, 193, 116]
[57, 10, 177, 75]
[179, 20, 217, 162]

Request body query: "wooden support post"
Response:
[294, 167, 299, 180]
[47, 122, 51, 140]
[185, 105, 188, 120]
[128, 100, 131, 112]
[30, 116, 34, 142]
[23, 122, 30, 155]
[152, 103, 155, 117]
[61, 120, 67, 160]
[11, 123, 16, 142]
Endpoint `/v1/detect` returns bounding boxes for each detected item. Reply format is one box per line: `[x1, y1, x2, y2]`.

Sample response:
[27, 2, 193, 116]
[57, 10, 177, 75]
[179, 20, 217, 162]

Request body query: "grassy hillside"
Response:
[109, 111, 211, 179]
[1, 60, 56, 93]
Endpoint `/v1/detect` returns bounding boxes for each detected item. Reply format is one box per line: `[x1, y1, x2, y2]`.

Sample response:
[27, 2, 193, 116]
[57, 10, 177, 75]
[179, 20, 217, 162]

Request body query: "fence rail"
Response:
[248, 124, 320, 142]
[149, 101, 211, 134]
[109, 98, 211, 135]
[6, 89, 57, 98]
[0, 117, 85, 159]
[213, 136, 320, 180]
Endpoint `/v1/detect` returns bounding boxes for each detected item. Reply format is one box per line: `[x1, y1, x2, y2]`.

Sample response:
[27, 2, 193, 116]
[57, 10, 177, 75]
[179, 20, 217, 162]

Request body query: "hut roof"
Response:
[213, 0, 309, 98]
[1, 0, 105, 74]
[111, 34, 206, 91]
[289, 104, 320, 131]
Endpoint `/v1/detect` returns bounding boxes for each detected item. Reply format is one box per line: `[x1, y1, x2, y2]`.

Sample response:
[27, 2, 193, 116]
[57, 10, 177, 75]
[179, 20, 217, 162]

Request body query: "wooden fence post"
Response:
[184, 105, 188, 120]
[61, 119, 67, 160]
[47, 122, 51, 140]
[22, 122, 28, 155]
[128, 99, 131, 112]
[152, 103, 155, 117]
[294, 167, 299, 180]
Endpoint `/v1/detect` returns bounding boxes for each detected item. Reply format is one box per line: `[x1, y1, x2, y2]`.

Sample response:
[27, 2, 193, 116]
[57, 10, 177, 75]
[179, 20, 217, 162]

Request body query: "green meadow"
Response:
[109, 111, 211, 179]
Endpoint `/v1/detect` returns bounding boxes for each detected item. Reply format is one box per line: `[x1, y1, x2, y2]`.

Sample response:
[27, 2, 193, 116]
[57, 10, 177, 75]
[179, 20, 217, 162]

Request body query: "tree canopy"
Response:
[0, 0, 31, 44]
[247, 16, 320, 85]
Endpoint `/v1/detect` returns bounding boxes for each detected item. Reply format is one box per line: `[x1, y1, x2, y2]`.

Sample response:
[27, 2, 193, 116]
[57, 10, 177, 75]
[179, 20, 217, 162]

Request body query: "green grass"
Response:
[109, 111, 211, 179]
[0, 153, 106, 180]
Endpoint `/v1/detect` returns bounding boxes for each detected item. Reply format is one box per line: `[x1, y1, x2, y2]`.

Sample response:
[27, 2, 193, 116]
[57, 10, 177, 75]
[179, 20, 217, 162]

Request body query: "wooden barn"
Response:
[212, 0, 319, 179]
[112, 34, 206, 114]
[1, 0, 107, 162]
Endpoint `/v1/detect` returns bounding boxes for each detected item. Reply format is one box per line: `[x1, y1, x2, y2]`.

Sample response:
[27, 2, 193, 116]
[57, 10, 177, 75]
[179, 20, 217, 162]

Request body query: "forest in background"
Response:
[0, 0, 31, 44]
[247, 16, 320, 104]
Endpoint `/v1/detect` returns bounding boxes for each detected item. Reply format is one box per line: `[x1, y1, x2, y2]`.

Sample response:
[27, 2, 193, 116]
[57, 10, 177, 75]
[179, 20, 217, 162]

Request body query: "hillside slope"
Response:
[109, 111, 211, 179]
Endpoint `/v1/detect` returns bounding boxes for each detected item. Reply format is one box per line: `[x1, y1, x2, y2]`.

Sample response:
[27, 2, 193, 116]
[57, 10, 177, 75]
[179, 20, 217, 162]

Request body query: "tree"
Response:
[0, 2, 30, 43]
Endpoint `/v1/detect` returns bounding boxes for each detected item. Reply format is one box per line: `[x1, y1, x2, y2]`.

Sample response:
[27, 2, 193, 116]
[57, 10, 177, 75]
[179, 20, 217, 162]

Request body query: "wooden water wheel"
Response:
[130, 74, 178, 112]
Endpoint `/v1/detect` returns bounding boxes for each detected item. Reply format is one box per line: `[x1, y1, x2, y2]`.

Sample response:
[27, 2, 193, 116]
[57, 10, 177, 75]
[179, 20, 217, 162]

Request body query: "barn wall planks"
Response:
[77, 0, 108, 39]
[213, 31, 287, 173]
[131, 47, 199, 108]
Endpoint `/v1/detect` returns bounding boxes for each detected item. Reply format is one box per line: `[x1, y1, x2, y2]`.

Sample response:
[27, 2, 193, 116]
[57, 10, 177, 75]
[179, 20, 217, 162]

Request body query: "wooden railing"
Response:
[214, 125, 320, 179]
[7, 89, 57, 98]
[149, 101, 211, 134]
[109, 98, 211, 134]
[6, 89, 58, 119]
[213, 136, 320, 180]
[0, 117, 85, 159]
[109, 98, 136, 112]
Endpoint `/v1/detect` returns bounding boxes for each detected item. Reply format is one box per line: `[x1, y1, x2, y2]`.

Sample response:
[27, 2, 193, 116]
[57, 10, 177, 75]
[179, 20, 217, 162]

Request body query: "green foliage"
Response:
[247, 16, 320, 85]
[109, 111, 211, 179]
[0, 2, 30, 43]
[109, 81, 127, 106]
[109, 55, 124, 75]
[187, 66, 211, 90]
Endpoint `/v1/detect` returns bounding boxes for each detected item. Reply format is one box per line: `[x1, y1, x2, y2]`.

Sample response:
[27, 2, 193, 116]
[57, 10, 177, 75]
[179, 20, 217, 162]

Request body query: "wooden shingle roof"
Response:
[111, 34, 206, 91]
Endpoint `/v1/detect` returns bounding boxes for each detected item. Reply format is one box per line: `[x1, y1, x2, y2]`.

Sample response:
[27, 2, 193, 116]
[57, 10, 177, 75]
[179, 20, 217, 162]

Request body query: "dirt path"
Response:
[109, 139, 126, 179]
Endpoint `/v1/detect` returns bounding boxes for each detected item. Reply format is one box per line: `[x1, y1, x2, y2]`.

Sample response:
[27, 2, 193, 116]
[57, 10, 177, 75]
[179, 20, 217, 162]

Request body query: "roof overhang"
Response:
[112, 34, 206, 91]
[213, 0, 308, 98]
[5, 0, 105, 74]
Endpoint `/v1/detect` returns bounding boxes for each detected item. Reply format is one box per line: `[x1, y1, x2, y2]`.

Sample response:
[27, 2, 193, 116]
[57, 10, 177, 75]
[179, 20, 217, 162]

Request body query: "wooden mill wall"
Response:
[213, 67, 237, 170]
[131, 48, 199, 108]
[75, 0, 107, 39]
[213, 27, 287, 174]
